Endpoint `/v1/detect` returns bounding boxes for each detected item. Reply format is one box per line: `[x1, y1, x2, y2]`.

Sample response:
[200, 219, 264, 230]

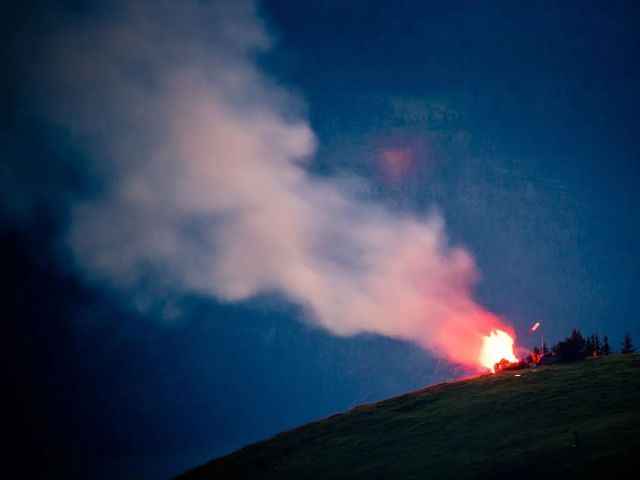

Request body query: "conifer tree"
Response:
[585, 336, 594, 356]
[592, 334, 601, 355]
[556, 329, 586, 362]
[621, 333, 635, 354]
[602, 335, 611, 355]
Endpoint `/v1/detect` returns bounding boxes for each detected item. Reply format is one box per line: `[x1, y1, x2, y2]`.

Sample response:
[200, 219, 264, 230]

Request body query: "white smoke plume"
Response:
[43, 0, 509, 367]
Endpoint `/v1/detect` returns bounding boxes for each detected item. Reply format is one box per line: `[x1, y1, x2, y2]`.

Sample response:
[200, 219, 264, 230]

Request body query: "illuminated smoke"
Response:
[41, 0, 515, 370]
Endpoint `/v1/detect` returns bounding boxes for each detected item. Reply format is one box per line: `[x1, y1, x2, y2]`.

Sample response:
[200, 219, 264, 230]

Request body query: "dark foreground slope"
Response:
[177, 355, 640, 479]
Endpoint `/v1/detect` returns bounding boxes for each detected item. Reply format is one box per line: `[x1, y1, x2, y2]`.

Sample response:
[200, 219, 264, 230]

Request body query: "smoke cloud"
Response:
[38, 0, 510, 368]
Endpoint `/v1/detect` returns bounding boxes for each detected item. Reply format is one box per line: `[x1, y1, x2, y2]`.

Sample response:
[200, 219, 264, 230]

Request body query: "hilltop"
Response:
[177, 355, 640, 479]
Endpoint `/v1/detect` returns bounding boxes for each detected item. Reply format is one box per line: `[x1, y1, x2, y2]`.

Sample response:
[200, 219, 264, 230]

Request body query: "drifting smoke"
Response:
[37, 0, 514, 369]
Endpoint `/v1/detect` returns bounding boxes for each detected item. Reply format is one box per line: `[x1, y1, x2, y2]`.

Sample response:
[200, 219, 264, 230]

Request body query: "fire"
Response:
[478, 329, 518, 372]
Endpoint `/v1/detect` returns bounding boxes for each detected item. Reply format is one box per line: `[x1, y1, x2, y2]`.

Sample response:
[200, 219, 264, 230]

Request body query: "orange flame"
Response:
[478, 329, 518, 372]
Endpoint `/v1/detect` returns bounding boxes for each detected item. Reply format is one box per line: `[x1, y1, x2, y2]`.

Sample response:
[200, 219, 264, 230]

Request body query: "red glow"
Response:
[378, 148, 415, 182]
[427, 310, 518, 373]
[529, 321, 540, 333]
[478, 329, 518, 372]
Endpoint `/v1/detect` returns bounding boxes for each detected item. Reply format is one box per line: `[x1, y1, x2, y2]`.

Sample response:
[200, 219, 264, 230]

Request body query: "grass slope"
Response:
[177, 354, 640, 479]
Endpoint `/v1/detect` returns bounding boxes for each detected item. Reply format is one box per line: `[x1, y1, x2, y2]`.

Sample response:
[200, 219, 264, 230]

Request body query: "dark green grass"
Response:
[177, 355, 640, 479]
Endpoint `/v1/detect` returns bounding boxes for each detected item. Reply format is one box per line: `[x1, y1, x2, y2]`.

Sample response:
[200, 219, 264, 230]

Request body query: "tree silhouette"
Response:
[585, 336, 594, 356]
[555, 329, 586, 362]
[585, 334, 602, 357]
[621, 333, 635, 354]
[592, 334, 601, 356]
[528, 346, 541, 364]
[602, 335, 612, 356]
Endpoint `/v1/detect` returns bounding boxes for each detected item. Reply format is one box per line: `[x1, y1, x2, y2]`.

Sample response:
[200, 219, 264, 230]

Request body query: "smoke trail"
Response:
[39, 0, 511, 368]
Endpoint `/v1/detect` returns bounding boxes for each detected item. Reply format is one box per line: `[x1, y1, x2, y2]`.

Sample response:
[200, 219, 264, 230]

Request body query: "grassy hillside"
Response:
[177, 354, 640, 479]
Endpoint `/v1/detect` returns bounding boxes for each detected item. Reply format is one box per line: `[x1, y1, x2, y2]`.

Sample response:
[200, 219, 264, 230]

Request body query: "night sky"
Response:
[2, 1, 640, 479]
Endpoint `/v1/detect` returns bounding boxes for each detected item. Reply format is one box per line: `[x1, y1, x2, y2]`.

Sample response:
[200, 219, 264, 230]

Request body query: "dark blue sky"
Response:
[2, 1, 640, 479]
[260, 0, 640, 343]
